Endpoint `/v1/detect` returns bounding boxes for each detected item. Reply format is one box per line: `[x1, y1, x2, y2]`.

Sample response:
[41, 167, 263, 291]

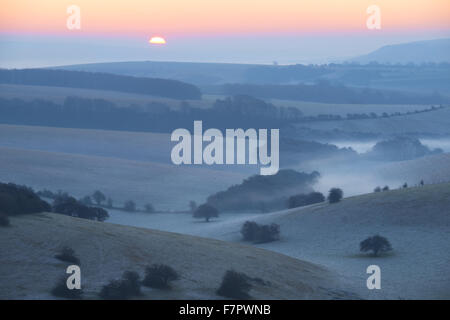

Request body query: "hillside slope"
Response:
[141, 183, 450, 299]
[0, 213, 350, 299]
[351, 38, 450, 64]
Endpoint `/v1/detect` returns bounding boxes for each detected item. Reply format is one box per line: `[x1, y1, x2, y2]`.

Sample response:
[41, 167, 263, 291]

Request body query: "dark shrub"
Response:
[360, 235, 392, 256]
[51, 277, 82, 299]
[217, 270, 252, 299]
[142, 264, 179, 289]
[241, 221, 280, 243]
[99, 271, 142, 300]
[374, 186, 381, 193]
[121, 271, 142, 296]
[328, 188, 343, 203]
[55, 246, 80, 264]
[382, 186, 390, 191]
[0, 213, 10, 227]
[193, 204, 219, 222]
[0, 182, 51, 216]
[288, 191, 325, 208]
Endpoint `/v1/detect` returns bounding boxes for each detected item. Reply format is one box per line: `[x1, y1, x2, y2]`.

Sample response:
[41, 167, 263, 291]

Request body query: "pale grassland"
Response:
[0, 212, 349, 299]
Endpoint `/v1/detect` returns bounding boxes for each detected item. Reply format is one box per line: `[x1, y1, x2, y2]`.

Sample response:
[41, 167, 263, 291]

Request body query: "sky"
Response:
[1, 0, 449, 67]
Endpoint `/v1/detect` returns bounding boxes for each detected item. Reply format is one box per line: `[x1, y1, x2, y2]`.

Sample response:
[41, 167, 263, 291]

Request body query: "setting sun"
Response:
[149, 36, 166, 44]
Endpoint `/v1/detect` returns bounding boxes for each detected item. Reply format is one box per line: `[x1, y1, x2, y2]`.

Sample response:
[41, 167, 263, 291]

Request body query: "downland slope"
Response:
[186, 183, 450, 299]
[0, 212, 353, 299]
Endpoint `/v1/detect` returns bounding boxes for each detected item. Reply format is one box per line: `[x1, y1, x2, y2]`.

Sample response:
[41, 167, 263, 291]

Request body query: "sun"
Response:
[149, 36, 166, 45]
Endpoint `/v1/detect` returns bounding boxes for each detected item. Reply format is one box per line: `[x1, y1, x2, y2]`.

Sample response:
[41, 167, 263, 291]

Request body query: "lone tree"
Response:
[360, 235, 392, 256]
[92, 190, 106, 205]
[328, 188, 343, 203]
[193, 203, 219, 222]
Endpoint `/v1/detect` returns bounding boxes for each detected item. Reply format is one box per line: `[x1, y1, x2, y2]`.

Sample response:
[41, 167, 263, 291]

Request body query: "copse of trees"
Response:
[241, 221, 280, 244]
[288, 191, 325, 209]
[53, 195, 109, 221]
[0, 95, 302, 136]
[0, 69, 202, 100]
[207, 170, 320, 212]
[0, 182, 51, 216]
[360, 235, 392, 257]
[328, 188, 343, 204]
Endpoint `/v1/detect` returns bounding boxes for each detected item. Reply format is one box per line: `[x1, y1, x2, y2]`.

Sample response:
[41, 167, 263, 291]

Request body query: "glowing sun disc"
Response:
[149, 36, 166, 44]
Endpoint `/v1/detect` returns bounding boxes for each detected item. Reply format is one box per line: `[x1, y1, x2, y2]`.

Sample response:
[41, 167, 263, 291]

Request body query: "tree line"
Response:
[0, 69, 201, 100]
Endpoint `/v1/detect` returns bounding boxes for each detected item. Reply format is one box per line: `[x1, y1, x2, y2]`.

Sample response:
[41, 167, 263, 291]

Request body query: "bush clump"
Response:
[241, 221, 280, 243]
[328, 188, 343, 203]
[216, 270, 252, 299]
[99, 271, 141, 300]
[142, 264, 179, 289]
[54, 246, 80, 264]
[51, 277, 82, 299]
[288, 191, 325, 209]
[360, 235, 392, 256]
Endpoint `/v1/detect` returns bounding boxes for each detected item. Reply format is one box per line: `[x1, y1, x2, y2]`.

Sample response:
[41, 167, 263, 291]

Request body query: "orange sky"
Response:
[1, 0, 449, 35]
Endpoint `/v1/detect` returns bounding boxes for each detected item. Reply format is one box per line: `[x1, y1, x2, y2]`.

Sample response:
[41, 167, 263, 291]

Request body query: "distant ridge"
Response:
[350, 38, 450, 64]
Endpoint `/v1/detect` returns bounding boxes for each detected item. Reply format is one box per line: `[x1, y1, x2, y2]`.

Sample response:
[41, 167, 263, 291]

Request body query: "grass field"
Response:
[0, 212, 351, 299]
[107, 183, 450, 299]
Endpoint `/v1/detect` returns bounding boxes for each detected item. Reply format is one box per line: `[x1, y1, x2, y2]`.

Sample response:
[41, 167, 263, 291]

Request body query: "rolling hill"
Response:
[350, 38, 450, 64]
[184, 182, 450, 299]
[0, 212, 351, 299]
